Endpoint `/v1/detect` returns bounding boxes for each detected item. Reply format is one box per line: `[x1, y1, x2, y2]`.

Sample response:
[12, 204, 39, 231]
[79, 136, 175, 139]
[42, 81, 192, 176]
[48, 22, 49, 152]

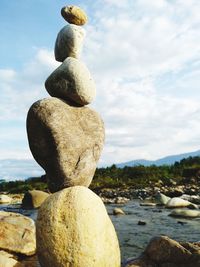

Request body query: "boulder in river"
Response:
[124, 236, 200, 267]
[155, 192, 171, 205]
[36, 186, 121, 267]
[169, 209, 200, 218]
[0, 211, 36, 256]
[113, 208, 125, 215]
[0, 194, 12, 204]
[27, 98, 105, 192]
[145, 236, 191, 263]
[22, 190, 50, 209]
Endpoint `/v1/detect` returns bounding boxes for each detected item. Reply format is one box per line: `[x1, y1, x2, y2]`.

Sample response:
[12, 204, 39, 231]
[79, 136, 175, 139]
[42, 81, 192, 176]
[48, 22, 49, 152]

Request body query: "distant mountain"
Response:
[1, 150, 200, 181]
[116, 150, 200, 168]
[0, 159, 44, 181]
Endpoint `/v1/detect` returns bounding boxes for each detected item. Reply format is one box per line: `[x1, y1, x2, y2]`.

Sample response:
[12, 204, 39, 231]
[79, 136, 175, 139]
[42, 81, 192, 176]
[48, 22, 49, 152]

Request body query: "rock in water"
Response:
[36, 186, 121, 267]
[27, 97, 104, 192]
[0, 194, 12, 204]
[0, 211, 36, 256]
[169, 209, 200, 218]
[145, 236, 191, 264]
[166, 197, 197, 209]
[45, 57, 96, 106]
[22, 190, 50, 209]
[113, 207, 125, 215]
[55, 24, 85, 62]
[61, 5, 88, 25]
[155, 192, 171, 205]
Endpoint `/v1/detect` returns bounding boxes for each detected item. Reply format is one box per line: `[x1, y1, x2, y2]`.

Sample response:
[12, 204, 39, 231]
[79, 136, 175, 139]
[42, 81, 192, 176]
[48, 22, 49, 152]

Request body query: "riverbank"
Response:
[1, 197, 200, 266]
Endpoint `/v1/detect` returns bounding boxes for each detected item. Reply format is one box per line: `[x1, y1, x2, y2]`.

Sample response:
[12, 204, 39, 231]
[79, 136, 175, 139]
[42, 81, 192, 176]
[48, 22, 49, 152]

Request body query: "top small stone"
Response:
[61, 5, 87, 26]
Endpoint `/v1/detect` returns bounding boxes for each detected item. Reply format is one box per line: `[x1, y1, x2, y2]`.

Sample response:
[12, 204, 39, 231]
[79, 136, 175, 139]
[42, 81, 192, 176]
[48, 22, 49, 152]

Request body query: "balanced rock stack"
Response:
[26, 5, 121, 267]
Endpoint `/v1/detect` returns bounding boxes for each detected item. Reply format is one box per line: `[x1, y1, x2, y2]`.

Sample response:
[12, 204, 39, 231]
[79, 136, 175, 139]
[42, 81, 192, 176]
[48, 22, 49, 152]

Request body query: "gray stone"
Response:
[27, 97, 105, 192]
[55, 24, 85, 62]
[45, 57, 96, 106]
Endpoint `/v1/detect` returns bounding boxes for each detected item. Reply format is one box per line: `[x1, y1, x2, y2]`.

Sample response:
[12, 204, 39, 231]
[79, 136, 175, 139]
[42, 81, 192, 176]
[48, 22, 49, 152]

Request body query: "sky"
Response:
[1, 0, 200, 168]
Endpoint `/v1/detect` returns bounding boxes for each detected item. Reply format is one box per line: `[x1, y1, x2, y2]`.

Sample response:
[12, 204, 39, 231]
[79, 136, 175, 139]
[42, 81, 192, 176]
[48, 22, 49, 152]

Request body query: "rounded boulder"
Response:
[45, 57, 96, 106]
[36, 186, 121, 267]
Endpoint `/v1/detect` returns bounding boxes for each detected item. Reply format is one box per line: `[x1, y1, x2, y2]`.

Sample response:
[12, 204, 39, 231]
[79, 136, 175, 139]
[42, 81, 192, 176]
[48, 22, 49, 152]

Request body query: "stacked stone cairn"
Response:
[26, 5, 121, 267]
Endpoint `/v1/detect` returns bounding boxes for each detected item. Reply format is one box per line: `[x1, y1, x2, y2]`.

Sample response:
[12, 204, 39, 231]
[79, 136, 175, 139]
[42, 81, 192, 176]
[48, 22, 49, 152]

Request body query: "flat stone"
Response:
[55, 24, 85, 62]
[45, 57, 96, 105]
[36, 186, 121, 267]
[61, 5, 87, 25]
[145, 236, 191, 263]
[0, 211, 36, 256]
[169, 209, 200, 218]
[166, 197, 194, 208]
[27, 97, 105, 192]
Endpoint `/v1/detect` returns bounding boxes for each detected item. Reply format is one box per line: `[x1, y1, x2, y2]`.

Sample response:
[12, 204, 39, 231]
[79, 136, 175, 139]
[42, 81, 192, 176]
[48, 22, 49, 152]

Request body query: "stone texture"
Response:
[36, 186, 121, 267]
[27, 97, 105, 192]
[169, 209, 200, 218]
[0, 211, 36, 256]
[61, 5, 87, 25]
[45, 57, 96, 105]
[0, 194, 12, 204]
[145, 236, 191, 263]
[55, 24, 85, 62]
[22, 190, 50, 209]
[0, 250, 18, 267]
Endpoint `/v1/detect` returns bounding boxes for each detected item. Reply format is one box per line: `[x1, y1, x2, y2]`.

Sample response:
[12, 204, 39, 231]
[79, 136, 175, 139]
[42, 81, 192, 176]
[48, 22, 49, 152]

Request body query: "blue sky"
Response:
[1, 0, 200, 167]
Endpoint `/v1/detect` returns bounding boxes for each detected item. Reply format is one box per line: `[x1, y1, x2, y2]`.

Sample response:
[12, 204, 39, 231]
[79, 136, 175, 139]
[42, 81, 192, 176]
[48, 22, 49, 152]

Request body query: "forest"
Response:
[1, 156, 200, 193]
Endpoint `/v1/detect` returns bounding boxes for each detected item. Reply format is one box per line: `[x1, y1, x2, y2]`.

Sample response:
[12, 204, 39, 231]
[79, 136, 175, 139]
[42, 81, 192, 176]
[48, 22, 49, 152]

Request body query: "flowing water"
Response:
[1, 200, 200, 262]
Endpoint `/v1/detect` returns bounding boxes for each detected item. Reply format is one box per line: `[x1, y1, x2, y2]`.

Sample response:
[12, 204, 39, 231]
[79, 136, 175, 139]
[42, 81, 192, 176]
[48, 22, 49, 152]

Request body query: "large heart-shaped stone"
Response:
[27, 97, 104, 192]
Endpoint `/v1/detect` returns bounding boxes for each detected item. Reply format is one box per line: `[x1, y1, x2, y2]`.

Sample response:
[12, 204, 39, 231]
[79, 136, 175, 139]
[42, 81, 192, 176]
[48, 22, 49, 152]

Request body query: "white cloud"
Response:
[1, 0, 200, 168]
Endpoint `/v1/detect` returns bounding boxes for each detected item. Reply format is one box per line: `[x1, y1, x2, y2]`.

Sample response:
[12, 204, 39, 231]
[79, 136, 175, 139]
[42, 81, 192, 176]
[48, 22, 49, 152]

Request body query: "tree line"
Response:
[1, 156, 200, 193]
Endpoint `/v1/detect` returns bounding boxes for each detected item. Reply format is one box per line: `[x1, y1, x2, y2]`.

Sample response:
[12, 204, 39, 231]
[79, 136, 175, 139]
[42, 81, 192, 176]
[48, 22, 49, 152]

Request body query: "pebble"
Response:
[61, 5, 87, 25]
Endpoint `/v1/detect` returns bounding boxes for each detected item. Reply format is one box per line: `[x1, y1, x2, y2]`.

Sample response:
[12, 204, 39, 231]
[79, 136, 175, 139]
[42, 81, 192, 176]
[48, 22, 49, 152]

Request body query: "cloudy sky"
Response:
[1, 0, 200, 168]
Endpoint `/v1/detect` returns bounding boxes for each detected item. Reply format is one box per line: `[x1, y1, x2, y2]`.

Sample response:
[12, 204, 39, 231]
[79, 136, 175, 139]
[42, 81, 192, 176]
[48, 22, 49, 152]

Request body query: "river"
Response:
[1, 200, 200, 262]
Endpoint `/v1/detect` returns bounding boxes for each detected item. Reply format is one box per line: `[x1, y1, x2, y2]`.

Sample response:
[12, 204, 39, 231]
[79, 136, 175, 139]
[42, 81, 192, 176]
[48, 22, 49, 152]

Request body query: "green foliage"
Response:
[1, 156, 200, 193]
[91, 156, 200, 189]
[0, 177, 48, 193]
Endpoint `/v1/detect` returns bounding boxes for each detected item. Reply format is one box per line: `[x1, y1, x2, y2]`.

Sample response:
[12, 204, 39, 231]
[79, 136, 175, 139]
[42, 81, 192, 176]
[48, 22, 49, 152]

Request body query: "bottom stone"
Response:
[36, 186, 121, 267]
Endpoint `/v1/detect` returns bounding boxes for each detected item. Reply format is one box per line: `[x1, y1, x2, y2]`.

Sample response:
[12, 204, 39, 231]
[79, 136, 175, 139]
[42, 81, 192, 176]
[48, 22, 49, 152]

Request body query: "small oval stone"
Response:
[61, 5, 87, 26]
